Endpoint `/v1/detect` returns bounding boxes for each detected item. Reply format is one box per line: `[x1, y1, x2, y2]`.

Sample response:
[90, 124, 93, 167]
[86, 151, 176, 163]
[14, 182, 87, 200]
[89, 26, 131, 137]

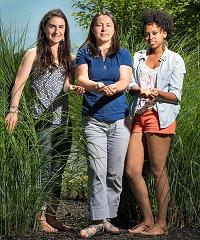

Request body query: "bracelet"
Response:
[96, 82, 104, 90]
[10, 106, 18, 110]
[68, 84, 74, 91]
[9, 109, 19, 114]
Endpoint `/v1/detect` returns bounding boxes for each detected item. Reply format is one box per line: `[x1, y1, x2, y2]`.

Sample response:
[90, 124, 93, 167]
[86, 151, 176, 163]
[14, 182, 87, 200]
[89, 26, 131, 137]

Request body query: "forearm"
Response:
[157, 90, 178, 103]
[9, 80, 26, 109]
[129, 85, 141, 95]
[114, 79, 130, 92]
[77, 78, 99, 91]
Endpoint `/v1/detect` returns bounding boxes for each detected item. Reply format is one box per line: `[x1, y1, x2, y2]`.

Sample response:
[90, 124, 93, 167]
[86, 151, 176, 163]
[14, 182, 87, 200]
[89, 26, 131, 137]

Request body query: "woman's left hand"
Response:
[99, 84, 117, 96]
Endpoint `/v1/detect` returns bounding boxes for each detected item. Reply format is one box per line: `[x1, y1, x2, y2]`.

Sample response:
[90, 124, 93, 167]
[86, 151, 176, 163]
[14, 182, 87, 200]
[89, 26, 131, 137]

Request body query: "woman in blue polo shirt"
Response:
[75, 11, 132, 238]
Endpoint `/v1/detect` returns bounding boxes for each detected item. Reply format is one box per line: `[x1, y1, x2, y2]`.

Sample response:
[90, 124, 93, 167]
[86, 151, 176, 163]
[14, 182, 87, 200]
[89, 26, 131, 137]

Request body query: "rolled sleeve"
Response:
[128, 74, 138, 90]
[128, 57, 139, 90]
[169, 55, 186, 101]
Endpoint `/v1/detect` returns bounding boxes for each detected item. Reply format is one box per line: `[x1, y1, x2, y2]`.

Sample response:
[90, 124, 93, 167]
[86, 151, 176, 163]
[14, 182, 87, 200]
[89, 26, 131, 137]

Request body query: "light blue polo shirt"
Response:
[76, 47, 132, 122]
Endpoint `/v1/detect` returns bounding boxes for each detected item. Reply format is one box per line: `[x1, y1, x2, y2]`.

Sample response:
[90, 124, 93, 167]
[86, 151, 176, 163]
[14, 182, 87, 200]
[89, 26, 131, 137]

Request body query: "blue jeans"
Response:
[82, 116, 130, 220]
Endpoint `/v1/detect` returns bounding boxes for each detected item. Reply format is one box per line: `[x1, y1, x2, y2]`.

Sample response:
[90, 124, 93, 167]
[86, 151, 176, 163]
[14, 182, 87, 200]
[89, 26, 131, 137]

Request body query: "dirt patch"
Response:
[1, 200, 200, 240]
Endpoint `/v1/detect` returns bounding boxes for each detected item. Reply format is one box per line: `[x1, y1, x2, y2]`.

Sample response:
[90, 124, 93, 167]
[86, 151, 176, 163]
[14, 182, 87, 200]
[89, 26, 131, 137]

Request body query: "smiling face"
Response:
[144, 23, 167, 51]
[44, 16, 65, 45]
[92, 15, 115, 46]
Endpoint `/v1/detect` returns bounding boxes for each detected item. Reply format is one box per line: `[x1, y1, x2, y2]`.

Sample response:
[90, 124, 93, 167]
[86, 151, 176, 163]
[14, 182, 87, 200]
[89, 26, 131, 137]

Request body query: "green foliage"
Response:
[165, 0, 200, 35]
[72, 0, 200, 45]
[72, 0, 200, 224]
[0, 22, 87, 236]
[72, 0, 163, 44]
[167, 33, 200, 226]
[0, 23, 44, 235]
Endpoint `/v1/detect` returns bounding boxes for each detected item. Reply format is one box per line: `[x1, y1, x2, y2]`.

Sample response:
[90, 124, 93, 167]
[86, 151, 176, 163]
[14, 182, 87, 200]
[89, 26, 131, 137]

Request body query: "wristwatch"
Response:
[96, 82, 104, 90]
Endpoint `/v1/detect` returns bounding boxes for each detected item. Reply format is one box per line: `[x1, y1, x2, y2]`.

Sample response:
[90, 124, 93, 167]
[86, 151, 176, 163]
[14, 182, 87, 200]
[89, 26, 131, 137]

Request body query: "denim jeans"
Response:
[82, 116, 130, 220]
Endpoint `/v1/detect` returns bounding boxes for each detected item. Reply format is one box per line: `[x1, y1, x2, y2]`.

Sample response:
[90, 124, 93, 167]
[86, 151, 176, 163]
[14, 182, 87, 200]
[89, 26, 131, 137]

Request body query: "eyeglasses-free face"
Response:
[144, 23, 167, 50]
[44, 16, 66, 45]
[92, 15, 115, 46]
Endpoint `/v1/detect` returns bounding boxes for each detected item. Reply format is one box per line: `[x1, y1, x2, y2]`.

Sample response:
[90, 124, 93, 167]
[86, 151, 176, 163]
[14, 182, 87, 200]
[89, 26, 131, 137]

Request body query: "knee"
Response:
[125, 166, 142, 183]
[150, 165, 167, 180]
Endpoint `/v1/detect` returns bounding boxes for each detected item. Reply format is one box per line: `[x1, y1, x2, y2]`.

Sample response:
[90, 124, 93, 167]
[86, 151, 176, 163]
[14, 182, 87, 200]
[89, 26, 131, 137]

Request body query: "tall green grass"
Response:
[0, 23, 199, 237]
[119, 32, 200, 227]
[0, 24, 44, 236]
[0, 22, 86, 236]
[167, 34, 200, 226]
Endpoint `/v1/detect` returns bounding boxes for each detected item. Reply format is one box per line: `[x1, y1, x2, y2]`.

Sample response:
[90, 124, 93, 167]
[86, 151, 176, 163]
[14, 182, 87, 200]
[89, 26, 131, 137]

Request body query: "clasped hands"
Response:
[140, 87, 158, 100]
[97, 82, 117, 96]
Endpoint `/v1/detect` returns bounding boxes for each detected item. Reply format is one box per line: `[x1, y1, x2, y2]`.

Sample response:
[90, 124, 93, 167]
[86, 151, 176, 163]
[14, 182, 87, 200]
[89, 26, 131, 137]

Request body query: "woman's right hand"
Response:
[140, 88, 157, 99]
[5, 112, 18, 131]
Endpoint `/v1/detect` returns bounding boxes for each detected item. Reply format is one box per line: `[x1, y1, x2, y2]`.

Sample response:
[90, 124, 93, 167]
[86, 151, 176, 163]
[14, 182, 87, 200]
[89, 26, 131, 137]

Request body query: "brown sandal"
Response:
[141, 223, 168, 236]
[128, 222, 151, 234]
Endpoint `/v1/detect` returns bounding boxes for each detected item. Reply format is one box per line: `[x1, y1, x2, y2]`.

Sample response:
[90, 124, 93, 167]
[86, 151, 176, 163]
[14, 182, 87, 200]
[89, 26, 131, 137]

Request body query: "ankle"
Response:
[38, 211, 46, 221]
[46, 215, 57, 222]
[93, 219, 104, 225]
[155, 221, 167, 228]
[142, 219, 154, 226]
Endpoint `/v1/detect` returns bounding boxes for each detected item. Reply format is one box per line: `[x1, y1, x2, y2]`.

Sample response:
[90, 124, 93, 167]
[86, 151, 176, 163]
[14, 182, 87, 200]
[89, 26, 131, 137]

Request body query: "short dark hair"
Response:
[81, 11, 120, 56]
[140, 10, 174, 40]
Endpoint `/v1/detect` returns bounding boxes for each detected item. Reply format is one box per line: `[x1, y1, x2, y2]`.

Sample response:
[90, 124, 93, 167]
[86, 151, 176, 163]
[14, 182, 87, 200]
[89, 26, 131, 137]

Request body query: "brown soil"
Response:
[1, 200, 199, 240]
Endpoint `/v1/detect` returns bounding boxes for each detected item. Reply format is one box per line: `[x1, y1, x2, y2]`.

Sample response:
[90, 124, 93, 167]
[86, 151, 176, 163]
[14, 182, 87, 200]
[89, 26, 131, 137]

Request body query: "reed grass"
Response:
[0, 22, 199, 237]
[0, 23, 45, 236]
[0, 21, 87, 236]
[167, 33, 200, 226]
[120, 32, 200, 227]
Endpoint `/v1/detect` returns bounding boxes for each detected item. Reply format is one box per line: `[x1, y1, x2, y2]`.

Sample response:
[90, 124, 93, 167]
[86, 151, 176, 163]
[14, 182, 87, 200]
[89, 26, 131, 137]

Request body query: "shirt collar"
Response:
[139, 46, 169, 62]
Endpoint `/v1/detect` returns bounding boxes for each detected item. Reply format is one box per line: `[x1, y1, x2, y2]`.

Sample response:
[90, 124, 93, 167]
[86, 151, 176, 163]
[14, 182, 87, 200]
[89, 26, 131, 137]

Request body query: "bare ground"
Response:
[1, 199, 200, 240]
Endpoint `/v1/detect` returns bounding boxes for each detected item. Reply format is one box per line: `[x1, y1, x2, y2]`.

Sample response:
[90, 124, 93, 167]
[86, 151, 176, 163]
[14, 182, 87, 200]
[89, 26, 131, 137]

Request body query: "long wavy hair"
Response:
[81, 11, 120, 57]
[34, 9, 72, 75]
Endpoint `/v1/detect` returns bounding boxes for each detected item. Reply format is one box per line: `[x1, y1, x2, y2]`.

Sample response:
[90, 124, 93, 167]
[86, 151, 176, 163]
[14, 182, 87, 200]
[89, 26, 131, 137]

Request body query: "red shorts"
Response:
[131, 110, 176, 134]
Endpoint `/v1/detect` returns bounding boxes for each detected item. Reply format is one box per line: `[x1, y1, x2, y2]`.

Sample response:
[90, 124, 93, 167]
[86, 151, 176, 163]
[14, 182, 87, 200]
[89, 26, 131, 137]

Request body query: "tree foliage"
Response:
[72, 0, 200, 46]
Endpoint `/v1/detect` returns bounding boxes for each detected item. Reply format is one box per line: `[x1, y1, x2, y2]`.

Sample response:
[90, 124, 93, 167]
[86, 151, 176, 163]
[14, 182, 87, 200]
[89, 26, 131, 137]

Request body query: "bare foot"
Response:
[46, 215, 73, 231]
[39, 219, 58, 233]
[129, 222, 153, 234]
[38, 211, 58, 233]
[141, 223, 168, 236]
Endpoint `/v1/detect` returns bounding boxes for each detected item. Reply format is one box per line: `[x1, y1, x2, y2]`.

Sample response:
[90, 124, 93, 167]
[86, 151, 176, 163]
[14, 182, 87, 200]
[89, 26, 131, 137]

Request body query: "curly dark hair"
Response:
[81, 11, 120, 57]
[140, 10, 174, 40]
[34, 9, 72, 75]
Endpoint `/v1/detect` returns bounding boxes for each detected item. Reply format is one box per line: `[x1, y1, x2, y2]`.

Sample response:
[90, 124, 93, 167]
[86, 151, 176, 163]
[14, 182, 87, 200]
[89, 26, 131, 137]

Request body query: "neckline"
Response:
[143, 62, 159, 70]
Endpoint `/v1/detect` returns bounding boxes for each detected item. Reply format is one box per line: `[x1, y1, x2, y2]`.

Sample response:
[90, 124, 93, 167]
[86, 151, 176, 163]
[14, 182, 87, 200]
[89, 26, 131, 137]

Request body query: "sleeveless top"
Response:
[135, 62, 158, 114]
[30, 64, 68, 125]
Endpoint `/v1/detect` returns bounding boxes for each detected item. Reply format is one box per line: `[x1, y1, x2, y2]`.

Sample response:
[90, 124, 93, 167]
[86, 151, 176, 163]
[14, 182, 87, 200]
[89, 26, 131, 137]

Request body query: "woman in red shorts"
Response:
[126, 10, 186, 236]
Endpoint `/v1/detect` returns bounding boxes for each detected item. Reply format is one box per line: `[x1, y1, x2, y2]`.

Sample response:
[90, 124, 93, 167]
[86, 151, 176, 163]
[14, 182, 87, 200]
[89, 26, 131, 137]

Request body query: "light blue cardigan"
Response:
[129, 47, 186, 128]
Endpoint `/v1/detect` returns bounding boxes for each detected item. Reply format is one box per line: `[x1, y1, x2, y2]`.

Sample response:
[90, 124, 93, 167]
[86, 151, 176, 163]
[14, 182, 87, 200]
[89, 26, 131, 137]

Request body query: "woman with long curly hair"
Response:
[126, 10, 186, 236]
